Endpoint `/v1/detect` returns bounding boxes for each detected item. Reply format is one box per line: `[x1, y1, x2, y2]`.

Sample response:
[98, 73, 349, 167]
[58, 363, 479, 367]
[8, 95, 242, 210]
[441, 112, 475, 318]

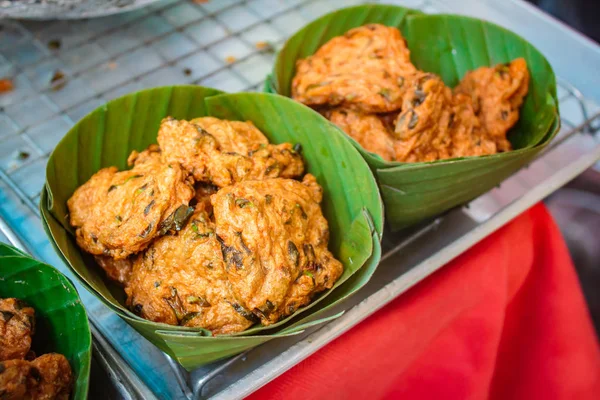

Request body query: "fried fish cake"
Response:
[0, 359, 34, 400]
[157, 117, 304, 187]
[28, 354, 72, 400]
[125, 202, 253, 335]
[0, 298, 35, 362]
[449, 93, 497, 158]
[0, 355, 72, 400]
[68, 145, 194, 260]
[393, 73, 453, 162]
[292, 24, 416, 113]
[454, 58, 529, 151]
[211, 142, 304, 188]
[327, 109, 396, 161]
[211, 175, 343, 325]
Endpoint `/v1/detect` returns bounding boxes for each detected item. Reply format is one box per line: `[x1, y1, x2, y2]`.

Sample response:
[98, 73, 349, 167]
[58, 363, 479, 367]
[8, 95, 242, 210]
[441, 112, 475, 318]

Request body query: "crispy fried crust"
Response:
[393, 61, 529, 161]
[0, 341, 72, 400]
[0, 298, 35, 362]
[293, 23, 530, 163]
[327, 109, 396, 161]
[68, 115, 344, 333]
[67, 146, 194, 260]
[393, 73, 453, 162]
[293, 24, 416, 113]
[454, 58, 530, 151]
[0, 299, 73, 399]
[211, 175, 343, 325]
[29, 354, 72, 400]
[448, 93, 497, 158]
[0, 359, 33, 400]
[125, 201, 253, 335]
[157, 117, 304, 187]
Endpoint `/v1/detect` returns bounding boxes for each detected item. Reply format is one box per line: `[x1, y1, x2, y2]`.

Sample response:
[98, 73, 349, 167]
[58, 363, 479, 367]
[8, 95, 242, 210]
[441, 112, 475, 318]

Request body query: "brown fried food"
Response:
[292, 24, 416, 113]
[28, 354, 72, 400]
[393, 73, 453, 162]
[0, 359, 34, 400]
[68, 145, 195, 260]
[0, 298, 35, 362]
[0, 355, 72, 400]
[157, 117, 304, 187]
[448, 93, 497, 158]
[293, 22, 530, 163]
[454, 58, 530, 151]
[327, 109, 396, 161]
[93, 256, 133, 286]
[211, 174, 343, 325]
[125, 201, 253, 335]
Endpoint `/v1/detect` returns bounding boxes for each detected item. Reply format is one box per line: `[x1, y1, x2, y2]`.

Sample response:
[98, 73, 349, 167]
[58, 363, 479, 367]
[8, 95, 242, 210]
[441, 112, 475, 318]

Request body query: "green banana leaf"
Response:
[40, 86, 384, 369]
[41, 187, 380, 342]
[266, 4, 559, 230]
[0, 244, 91, 400]
[0, 243, 28, 257]
[378, 114, 560, 228]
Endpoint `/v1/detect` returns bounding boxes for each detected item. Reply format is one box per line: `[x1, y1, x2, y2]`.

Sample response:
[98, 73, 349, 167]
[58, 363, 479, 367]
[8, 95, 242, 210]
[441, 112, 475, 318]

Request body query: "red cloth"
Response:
[248, 204, 600, 400]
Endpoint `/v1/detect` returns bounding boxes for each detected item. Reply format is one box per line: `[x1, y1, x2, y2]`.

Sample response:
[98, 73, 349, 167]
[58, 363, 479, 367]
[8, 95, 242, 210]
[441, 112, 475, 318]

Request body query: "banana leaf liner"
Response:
[0, 243, 91, 400]
[40, 86, 384, 370]
[266, 4, 560, 230]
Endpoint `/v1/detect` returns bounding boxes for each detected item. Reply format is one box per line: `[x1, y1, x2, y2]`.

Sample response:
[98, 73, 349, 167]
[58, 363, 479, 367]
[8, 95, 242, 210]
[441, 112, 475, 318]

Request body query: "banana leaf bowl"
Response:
[0, 242, 91, 400]
[40, 86, 384, 370]
[265, 4, 560, 230]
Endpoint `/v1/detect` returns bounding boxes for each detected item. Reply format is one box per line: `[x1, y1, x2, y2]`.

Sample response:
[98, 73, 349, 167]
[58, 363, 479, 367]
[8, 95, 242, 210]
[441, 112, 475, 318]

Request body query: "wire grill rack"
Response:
[1, 0, 600, 399]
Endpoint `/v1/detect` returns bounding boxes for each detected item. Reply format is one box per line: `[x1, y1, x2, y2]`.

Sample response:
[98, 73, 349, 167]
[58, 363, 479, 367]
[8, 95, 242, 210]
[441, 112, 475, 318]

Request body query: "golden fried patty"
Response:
[327, 109, 396, 161]
[157, 117, 304, 187]
[0, 298, 35, 362]
[454, 58, 529, 151]
[0, 359, 32, 400]
[395, 68, 522, 162]
[211, 175, 343, 325]
[293, 24, 416, 113]
[448, 93, 497, 158]
[67, 145, 194, 260]
[393, 59, 529, 162]
[292, 23, 530, 163]
[29, 354, 72, 400]
[391, 73, 453, 162]
[125, 202, 253, 335]
[393, 62, 528, 162]
[0, 355, 72, 400]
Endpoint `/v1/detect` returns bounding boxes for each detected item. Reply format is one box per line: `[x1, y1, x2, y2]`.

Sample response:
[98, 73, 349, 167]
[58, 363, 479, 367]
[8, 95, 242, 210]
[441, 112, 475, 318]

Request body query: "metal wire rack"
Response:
[1, 0, 599, 398]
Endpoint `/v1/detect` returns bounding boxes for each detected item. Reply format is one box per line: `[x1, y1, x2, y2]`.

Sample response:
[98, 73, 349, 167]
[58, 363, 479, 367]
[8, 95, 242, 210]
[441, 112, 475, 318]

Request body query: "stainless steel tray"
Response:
[1, 0, 599, 399]
[0, 0, 161, 20]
